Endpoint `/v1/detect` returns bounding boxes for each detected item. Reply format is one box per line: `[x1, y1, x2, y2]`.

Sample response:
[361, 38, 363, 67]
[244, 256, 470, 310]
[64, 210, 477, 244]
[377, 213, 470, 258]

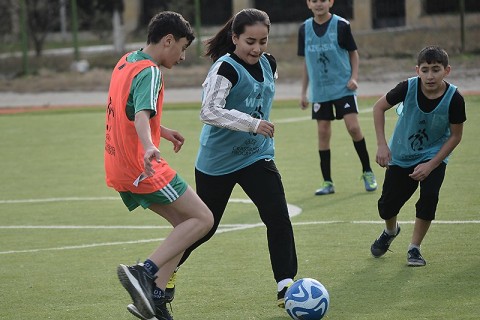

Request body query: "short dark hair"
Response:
[417, 46, 449, 67]
[147, 11, 195, 46]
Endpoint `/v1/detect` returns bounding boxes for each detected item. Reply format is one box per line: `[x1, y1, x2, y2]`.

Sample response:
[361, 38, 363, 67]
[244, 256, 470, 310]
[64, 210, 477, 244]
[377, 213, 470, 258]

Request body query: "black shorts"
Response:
[377, 162, 447, 221]
[311, 95, 358, 120]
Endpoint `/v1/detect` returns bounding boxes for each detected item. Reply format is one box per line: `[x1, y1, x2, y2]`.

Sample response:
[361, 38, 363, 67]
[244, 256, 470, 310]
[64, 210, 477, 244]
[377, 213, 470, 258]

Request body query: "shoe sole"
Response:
[314, 190, 335, 196]
[370, 247, 387, 258]
[127, 304, 158, 320]
[407, 261, 426, 267]
[117, 264, 155, 318]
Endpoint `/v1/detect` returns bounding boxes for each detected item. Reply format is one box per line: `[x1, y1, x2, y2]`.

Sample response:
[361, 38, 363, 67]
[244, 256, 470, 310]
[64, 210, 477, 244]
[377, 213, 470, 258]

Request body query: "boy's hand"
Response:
[376, 144, 391, 169]
[300, 95, 309, 110]
[409, 162, 434, 181]
[161, 127, 185, 153]
[347, 78, 358, 90]
[144, 147, 161, 176]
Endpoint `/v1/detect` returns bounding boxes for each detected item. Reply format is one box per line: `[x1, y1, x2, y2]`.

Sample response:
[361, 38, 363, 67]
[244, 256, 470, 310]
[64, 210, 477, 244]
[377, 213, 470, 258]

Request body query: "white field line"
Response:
[1, 220, 478, 255]
[0, 196, 119, 204]
[274, 107, 373, 124]
[1, 194, 478, 255]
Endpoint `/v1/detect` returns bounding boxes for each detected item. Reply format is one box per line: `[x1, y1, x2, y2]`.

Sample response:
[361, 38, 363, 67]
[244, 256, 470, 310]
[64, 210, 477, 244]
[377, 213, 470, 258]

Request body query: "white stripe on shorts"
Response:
[160, 183, 180, 202]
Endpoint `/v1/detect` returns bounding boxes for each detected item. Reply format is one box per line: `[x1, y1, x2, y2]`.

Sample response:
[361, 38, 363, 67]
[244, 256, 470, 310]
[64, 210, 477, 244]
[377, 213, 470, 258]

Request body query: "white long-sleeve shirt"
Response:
[200, 60, 261, 133]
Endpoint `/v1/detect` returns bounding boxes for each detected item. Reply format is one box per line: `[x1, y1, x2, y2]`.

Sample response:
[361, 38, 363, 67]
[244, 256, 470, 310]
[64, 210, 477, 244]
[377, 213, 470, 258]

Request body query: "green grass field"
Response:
[1, 96, 479, 319]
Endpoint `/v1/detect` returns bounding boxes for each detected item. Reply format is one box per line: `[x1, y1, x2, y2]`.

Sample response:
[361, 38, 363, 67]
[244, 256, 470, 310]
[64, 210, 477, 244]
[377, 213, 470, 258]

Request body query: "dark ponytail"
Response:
[204, 8, 270, 62]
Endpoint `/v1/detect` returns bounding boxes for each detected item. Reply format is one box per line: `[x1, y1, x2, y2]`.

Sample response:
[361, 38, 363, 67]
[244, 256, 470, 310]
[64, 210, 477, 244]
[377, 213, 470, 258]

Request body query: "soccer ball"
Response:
[284, 278, 330, 320]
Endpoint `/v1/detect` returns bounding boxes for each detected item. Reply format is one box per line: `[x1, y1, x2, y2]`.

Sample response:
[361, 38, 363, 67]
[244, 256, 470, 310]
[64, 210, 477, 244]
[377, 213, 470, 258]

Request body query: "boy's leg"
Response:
[341, 98, 377, 191]
[147, 186, 213, 273]
[413, 162, 446, 246]
[371, 166, 417, 257]
[313, 101, 335, 194]
[315, 120, 334, 194]
[118, 185, 213, 318]
[316, 119, 331, 151]
[411, 218, 431, 246]
[407, 163, 446, 266]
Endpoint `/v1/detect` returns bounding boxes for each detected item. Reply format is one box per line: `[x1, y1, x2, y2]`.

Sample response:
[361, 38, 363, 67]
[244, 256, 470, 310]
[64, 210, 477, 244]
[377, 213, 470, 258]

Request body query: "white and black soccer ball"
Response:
[285, 278, 330, 320]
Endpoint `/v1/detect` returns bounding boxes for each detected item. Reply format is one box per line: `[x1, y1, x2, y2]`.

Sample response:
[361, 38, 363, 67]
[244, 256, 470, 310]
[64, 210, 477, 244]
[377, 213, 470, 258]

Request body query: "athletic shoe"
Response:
[127, 304, 156, 320]
[370, 225, 401, 257]
[315, 181, 335, 195]
[127, 297, 173, 320]
[117, 264, 156, 318]
[407, 247, 427, 267]
[277, 281, 294, 308]
[164, 271, 177, 303]
[361, 171, 378, 192]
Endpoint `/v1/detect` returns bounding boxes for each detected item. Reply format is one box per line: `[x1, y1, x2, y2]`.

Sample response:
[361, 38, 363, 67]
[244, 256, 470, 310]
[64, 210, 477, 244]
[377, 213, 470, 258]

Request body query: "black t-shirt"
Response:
[297, 15, 357, 56]
[385, 79, 467, 124]
[216, 53, 277, 86]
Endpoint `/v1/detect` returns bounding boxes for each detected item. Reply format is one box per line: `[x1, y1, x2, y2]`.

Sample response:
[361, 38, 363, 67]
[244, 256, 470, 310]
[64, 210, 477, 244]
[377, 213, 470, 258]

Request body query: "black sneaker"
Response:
[127, 298, 173, 320]
[117, 264, 156, 318]
[407, 247, 426, 267]
[370, 225, 401, 257]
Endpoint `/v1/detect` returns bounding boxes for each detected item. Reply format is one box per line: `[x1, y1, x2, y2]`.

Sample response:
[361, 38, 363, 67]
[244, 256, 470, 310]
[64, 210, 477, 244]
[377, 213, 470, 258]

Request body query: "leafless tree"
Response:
[26, 0, 60, 56]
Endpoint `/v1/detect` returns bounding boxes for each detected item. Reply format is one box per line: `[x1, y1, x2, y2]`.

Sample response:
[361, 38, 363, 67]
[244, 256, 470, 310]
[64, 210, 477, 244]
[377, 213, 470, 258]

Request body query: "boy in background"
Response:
[370, 46, 466, 267]
[298, 0, 377, 195]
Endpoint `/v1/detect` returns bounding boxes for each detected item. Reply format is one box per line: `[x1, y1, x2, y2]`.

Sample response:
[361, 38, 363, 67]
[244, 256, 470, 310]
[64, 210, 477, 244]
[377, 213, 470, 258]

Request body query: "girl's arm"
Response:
[200, 73, 261, 133]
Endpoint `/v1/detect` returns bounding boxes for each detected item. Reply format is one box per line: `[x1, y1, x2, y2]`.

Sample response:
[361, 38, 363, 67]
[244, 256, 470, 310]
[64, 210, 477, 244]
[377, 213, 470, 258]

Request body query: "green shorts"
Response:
[119, 174, 188, 211]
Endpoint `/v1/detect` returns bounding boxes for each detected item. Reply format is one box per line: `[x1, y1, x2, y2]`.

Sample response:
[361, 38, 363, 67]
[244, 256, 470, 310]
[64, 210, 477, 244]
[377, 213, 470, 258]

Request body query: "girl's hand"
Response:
[256, 120, 275, 138]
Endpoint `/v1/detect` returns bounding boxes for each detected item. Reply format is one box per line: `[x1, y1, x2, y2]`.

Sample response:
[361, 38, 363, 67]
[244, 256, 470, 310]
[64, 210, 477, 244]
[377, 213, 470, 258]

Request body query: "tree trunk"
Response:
[113, 9, 125, 54]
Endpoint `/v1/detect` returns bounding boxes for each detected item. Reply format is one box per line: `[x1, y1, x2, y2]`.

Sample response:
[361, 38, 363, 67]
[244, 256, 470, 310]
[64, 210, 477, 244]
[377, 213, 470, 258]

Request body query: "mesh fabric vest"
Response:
[104, 53, 175, 193]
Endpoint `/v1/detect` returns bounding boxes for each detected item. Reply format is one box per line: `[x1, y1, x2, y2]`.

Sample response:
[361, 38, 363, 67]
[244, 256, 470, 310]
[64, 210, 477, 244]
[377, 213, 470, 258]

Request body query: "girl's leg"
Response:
[176, 169, 236, 266]
[239, 160, 297, 282]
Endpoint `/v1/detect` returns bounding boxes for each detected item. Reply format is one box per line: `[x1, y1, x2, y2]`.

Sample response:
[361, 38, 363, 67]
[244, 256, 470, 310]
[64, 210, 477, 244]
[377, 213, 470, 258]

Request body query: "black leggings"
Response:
[178, 159, 298, 282]
[378, 162, 447, 221]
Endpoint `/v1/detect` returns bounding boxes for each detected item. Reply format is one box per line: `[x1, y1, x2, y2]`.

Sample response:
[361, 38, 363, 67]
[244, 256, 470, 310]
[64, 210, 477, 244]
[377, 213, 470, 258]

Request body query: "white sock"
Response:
[408, 244, 420, 251]
[277, 278, 293, 292]
[385, 224, 399, 235]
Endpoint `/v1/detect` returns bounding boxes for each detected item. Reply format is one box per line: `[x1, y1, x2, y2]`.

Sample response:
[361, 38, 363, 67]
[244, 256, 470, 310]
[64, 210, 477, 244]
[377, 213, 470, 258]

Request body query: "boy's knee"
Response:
[415, 194, 439, 221]
[202, 209, 215, 232]
[378, 200, 399, 220]
[347, 125, 361, 138]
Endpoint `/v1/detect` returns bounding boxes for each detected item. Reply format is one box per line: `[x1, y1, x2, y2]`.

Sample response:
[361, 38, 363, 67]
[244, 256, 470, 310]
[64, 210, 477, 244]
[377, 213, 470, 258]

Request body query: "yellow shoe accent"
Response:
[277, 281, 294, 308]
[166, 271, 177, 289]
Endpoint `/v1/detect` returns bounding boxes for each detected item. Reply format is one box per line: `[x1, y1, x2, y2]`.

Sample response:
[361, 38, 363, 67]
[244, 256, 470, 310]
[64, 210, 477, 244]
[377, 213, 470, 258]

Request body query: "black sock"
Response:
[353, 138, 372, 172]
[143, 259, 159, 276]
[153, 287, 165, 301]
[319, 150, 332, 182]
